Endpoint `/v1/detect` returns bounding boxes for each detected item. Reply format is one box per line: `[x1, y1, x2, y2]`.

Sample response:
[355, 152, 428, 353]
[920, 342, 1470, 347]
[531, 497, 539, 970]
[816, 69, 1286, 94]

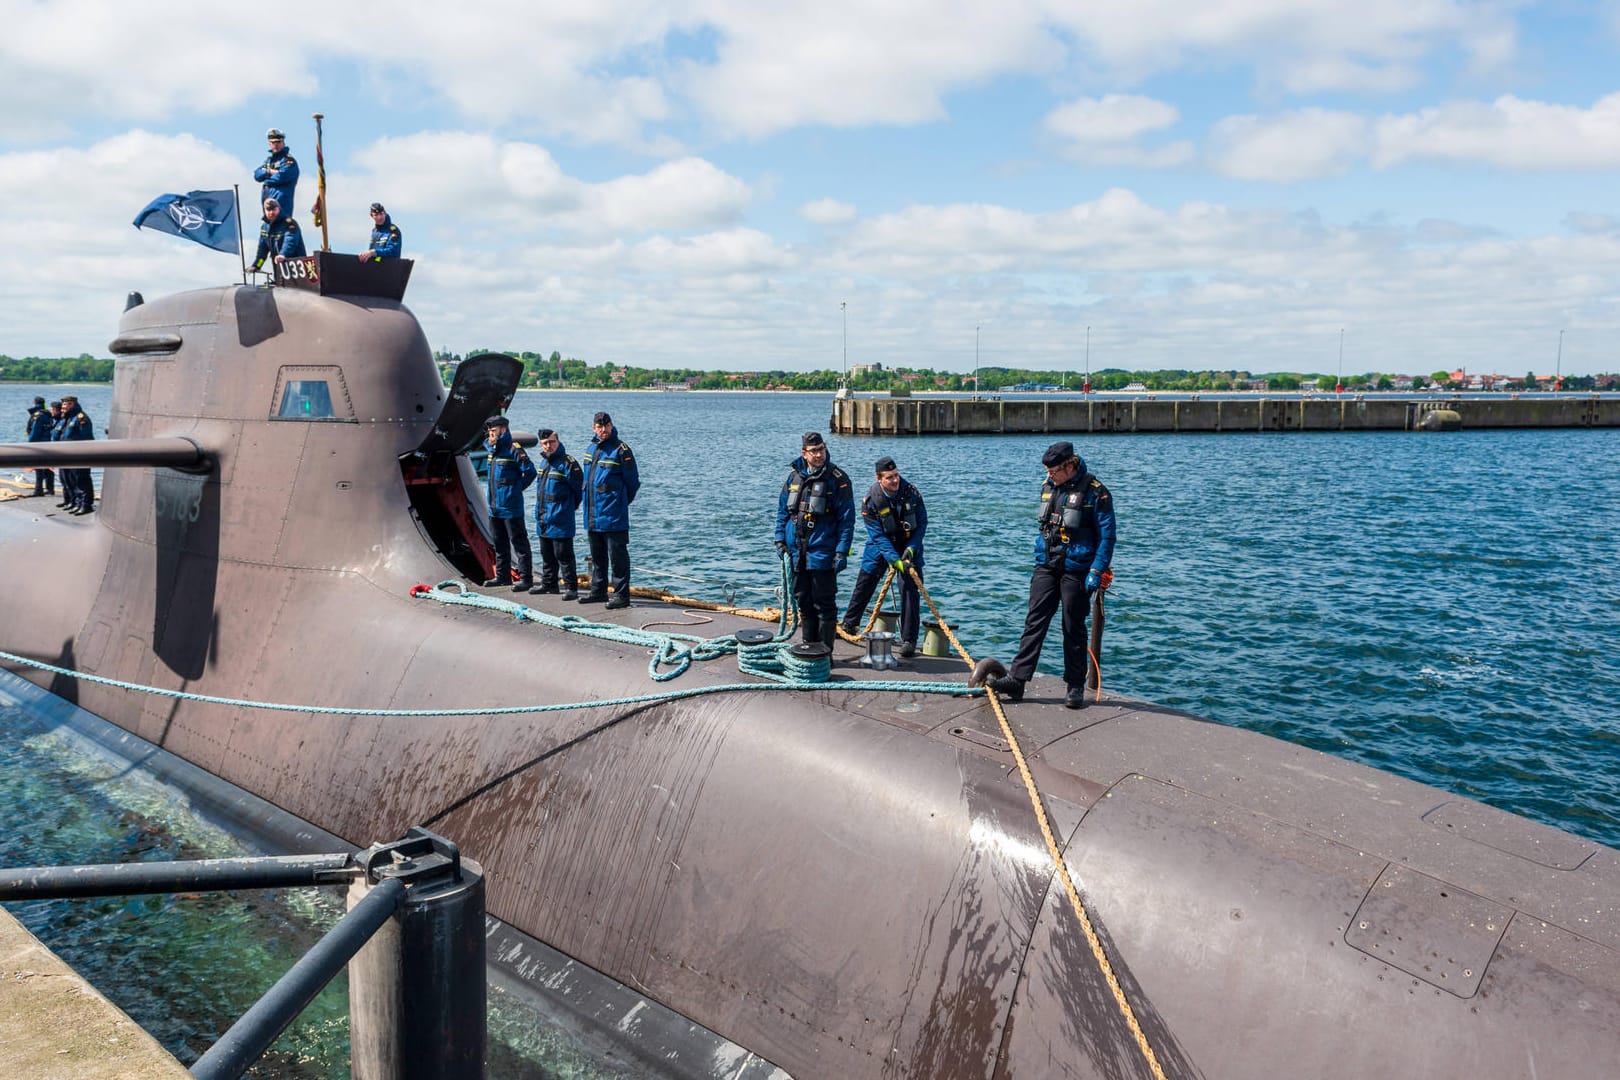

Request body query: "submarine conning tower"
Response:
[103, 284, 448, 575]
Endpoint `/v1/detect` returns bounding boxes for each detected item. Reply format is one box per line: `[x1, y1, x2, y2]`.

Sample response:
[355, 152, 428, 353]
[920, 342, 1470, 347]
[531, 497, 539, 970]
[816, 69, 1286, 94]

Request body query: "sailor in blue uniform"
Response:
[25, 397, 55, 497]
[359, 203, 402, 262]
[989, 441, 1116, 708]
[480, 416, 536, 591]
[530, 429, 583, 600]
[56, 394, 96, 515]
[580, 411, 640, 610]
[840, 456, 927, 655]
[251, 199, 306, 273]
[774, 431, 855, 650]
[254, 128, 299, 221]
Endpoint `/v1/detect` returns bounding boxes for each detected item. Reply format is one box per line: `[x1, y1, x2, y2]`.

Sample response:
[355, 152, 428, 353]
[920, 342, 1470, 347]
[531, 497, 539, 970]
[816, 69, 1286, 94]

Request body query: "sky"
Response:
[3, 2, 1620, 376]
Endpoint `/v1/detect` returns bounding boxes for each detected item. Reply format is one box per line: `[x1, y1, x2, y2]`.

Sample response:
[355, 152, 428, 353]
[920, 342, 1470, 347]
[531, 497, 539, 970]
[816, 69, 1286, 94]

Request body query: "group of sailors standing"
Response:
[774, 431, 1117, 706]
[22, 395, 95, 514]
[251, 127, 402, 273]
[480, 411, 640, 610]
[476, 417, 1117, 707]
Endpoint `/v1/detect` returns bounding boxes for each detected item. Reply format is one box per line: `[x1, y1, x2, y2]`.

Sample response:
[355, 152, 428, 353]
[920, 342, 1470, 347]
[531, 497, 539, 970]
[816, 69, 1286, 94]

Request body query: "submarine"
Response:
[1, 256, 1617, 1079]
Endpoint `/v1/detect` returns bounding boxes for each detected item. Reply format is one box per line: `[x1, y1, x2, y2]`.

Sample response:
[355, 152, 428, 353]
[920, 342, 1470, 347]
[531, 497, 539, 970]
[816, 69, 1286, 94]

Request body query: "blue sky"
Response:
[3, 1, 1620, 375]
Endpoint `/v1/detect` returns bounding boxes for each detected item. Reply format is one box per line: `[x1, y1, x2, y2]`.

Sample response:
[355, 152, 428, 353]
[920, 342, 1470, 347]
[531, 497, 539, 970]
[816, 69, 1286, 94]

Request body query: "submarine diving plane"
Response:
[1, 257, 1616, 1079]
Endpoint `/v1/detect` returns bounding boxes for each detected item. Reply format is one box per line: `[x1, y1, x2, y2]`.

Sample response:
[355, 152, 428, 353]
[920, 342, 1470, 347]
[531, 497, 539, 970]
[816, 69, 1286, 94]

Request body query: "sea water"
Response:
[2, 381, 1617, 1076]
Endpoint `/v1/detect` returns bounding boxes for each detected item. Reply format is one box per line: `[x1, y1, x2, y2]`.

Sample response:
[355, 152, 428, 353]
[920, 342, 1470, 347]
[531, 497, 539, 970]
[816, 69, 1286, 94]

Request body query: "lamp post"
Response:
[974, 324, 980, 400]
[1335, 327, 1344, 394]
[1556, 328, 1564, 391]
[1083, 324, 1091, 395]
[841, 301, 847, 384]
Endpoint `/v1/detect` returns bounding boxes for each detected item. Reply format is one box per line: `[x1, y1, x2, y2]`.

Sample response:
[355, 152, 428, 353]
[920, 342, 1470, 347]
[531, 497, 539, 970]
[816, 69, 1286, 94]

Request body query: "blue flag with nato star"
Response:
[132, 189, 239, 254]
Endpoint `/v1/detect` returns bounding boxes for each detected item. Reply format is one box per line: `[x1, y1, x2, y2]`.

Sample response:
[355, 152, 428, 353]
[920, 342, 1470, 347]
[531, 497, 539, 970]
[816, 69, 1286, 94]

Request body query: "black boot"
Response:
[482, 576, 505, 588]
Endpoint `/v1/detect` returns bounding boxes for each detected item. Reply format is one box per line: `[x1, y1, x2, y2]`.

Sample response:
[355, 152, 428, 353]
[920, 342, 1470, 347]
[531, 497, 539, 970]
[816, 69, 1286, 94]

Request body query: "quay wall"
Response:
[831, 396, 1620, 436]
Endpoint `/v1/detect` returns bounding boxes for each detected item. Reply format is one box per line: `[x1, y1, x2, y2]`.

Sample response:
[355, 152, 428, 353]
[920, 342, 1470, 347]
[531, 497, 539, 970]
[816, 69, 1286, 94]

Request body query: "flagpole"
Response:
[313, 112, 329, 252]
[234, 184, 247, 283]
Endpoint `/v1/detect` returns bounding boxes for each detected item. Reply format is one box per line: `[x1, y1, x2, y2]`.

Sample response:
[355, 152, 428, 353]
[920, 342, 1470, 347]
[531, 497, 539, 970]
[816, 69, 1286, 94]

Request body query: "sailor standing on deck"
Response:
[25, 397, 55, 497]
[251, 198, 306, 273]
[480, 416, 536, 592]
[254, 128, 299, 219]
[840, 455, 927, 656]
[988, 441, 1115, 709]
[358, 203, 402, 262]
[530, 428, 582, 600]
[55, 394, 96, 515]
[774, 432, 855, 651]
[580, 412, 639, 610]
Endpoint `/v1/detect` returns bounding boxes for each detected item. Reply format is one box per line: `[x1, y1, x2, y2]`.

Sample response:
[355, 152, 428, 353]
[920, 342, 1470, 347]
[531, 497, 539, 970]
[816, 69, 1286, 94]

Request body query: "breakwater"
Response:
[831, 394, 1620, 435]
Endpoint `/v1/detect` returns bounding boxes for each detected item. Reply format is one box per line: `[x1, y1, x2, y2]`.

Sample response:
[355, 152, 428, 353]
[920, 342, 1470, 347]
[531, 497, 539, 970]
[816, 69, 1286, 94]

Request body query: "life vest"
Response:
[786, 466, 843, 534]
[1038, 474, 1096, 545]
[871, 484, 920, 542]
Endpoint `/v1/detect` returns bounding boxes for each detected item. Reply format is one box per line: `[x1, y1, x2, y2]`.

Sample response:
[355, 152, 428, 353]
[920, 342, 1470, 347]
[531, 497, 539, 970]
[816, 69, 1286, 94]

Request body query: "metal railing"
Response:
[0, 826, 485, 1080]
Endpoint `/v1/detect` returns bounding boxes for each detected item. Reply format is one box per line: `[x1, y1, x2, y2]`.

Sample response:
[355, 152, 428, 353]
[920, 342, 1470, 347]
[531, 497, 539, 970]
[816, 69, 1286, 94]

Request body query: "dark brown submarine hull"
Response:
[1, 284, 1616, 1079]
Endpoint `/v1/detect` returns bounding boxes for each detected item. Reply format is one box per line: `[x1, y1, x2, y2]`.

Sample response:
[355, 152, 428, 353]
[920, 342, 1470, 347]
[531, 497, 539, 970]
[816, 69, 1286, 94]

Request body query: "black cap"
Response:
[60, 393, 77, 402]
[484, 415, 509, 428]
[593, 411, 613, 426]
[369, 202, 385, 213]
[1041, 440, 1076, 468]
[874, 455, 897, 474]
[49, 399, 61, 408]
[536, 428, 555, 439]
[33, 396, 45, 405]
[802, 431, 825, 448]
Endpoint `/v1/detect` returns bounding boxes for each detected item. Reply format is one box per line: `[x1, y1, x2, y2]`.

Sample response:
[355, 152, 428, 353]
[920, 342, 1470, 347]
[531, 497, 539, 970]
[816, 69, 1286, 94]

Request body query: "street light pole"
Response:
[841, 301, 847, 384]
[974, 324, 980, 400]
[1556, 328, 1564, 391]
[1084, 324, 1091, 395]
[1335, 327, 1344, 394]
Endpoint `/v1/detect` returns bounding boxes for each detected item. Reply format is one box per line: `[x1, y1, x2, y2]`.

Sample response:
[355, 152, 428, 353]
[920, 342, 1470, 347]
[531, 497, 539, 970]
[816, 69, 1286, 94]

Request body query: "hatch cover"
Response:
[1346, 865, 1509, 997]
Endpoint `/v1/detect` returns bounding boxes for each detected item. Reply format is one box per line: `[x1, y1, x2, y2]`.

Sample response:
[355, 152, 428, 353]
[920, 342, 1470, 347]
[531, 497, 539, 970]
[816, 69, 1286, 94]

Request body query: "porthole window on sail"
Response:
[270, 364, 356, 421]
[277, 380, 335, 418]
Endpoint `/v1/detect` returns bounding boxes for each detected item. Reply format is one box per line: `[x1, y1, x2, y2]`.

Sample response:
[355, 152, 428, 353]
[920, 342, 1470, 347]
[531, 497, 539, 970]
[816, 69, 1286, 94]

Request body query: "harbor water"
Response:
[3, 382, 1618, 1075]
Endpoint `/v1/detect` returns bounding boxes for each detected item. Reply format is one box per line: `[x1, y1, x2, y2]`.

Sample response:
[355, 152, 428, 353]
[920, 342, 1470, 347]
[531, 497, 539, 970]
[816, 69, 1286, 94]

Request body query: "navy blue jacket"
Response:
[582, 427, 639, 532]
[534, 443, 583, 539]
[1032, 457, 1116, 574]
[859, 478, 926, 573]
[254, 147, 299, 217]
[484, 431, 536, 519]
[775, 457, 855, 571]
[366, 216, 402, 260]
[253, 216, 306, 269]
[57, 404, 95, 442]
[26, 407, 54, 442]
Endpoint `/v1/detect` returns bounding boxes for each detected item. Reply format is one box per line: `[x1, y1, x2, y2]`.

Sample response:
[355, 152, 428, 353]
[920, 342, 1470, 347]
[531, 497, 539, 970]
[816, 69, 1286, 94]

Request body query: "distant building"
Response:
[851, 362, 884, 376]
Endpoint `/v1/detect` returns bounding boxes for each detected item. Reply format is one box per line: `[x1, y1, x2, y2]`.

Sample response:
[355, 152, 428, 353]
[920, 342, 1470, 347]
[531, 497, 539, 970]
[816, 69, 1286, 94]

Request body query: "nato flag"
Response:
[133, 189, 240, 254]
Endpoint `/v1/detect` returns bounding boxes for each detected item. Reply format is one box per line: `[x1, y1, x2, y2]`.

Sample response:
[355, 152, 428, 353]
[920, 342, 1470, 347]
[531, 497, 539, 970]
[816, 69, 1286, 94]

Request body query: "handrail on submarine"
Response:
[0, 436, 212, 474]
[0, 826, 485, 1080]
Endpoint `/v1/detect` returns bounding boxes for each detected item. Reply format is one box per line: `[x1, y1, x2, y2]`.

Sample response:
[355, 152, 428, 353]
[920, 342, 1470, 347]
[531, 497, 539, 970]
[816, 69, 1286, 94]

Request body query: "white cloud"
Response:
[800, 199, 857, 225]
[1207, 109, 1371, 180]
[1373, 93, 1620, 170]
[346, 133, 751, 235]
[1043, 94, 1195, 167]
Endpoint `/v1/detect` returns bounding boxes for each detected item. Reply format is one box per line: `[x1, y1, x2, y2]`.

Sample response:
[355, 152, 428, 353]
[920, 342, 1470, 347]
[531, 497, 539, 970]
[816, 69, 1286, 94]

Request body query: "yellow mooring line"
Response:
[910, 567, 1168, 1080]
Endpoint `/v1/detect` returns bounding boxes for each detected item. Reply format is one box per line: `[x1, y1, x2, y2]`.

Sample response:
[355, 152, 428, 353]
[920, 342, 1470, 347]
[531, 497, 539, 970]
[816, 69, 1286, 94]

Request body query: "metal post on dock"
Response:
[348, 827, 486, 1080]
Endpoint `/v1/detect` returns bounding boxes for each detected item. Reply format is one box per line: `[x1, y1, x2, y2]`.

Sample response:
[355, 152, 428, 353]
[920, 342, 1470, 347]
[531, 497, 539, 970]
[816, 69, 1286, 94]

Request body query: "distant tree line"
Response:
[0, 355, 115, 382]
[435, 352, 1618, 393]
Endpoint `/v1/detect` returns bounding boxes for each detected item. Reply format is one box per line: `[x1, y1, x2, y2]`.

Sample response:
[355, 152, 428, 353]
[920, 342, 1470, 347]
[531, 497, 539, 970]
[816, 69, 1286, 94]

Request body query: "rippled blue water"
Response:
[3, 380, 1618, 1076]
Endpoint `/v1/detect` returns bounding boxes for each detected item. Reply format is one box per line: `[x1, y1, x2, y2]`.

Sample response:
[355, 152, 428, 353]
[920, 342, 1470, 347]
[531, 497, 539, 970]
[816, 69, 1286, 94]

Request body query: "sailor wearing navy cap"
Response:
[254, 128, 299, 221]
[480, 415, 537, 591]
[987, 440, 1116, 708]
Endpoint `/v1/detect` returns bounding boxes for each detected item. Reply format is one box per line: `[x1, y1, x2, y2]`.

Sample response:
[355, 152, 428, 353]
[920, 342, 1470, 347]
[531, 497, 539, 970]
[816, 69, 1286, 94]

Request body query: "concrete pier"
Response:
[0, 907, 188, 1078]
[830, 394, 1620, 436]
